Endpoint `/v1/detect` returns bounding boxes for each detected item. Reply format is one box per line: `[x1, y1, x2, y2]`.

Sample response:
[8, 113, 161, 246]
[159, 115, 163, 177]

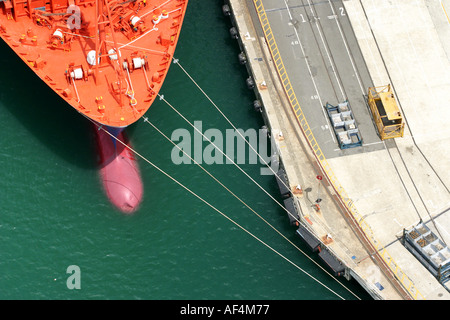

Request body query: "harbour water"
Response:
[0, 0, 372, 300]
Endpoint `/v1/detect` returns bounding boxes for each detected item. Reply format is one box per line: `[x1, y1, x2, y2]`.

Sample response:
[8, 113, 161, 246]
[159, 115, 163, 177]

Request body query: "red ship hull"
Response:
[0, 0, 188, 128]
[94, 125, 143, 213]
[0, 0, 188, 212]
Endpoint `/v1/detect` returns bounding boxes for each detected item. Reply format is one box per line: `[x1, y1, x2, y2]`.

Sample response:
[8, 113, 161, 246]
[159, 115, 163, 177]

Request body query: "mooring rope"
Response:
[173, 58, 285, 182]
[79, 57, 364, 300]
[142, 115, 362, 300]
[88, 117, 350, 300]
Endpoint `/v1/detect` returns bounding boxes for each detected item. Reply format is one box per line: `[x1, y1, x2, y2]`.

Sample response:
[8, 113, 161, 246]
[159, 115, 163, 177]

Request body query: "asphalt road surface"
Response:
[248, 0, 386, 159]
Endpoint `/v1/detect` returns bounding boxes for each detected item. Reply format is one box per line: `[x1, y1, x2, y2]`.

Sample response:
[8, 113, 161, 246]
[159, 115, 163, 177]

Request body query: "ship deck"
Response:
[0, 0, 187, 127]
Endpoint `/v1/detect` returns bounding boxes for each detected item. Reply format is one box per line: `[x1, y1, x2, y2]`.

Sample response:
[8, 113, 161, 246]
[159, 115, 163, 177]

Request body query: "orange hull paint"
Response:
[0, 0, 188, 128]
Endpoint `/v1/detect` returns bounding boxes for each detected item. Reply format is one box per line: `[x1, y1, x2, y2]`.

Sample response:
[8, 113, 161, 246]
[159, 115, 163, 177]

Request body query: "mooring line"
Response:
[153, 90, 295, 222]
[143, 115, 361, 299]
[87, 117, 350, 300]
[172, 58, 289, 185]
[170, 59, 305, 223]
[149, 61, 364, 299]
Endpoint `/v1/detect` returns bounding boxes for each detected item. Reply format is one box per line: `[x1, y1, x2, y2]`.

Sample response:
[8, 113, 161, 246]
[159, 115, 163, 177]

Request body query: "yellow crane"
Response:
[367, 85, 405, 140]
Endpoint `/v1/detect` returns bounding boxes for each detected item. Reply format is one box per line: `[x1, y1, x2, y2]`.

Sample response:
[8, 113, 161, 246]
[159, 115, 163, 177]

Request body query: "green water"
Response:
[0, 0, 372, 300]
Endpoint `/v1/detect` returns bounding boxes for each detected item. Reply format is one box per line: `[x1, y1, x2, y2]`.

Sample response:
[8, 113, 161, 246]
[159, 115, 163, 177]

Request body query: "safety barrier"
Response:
[252, 0, 424, 300]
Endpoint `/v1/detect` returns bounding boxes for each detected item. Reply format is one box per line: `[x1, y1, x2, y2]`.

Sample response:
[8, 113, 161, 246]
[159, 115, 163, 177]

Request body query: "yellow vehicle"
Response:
[367, 85, 405, 140]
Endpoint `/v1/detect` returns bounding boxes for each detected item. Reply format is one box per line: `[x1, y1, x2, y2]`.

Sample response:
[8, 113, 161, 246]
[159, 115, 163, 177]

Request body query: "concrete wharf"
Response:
[225, 0, 450, 300]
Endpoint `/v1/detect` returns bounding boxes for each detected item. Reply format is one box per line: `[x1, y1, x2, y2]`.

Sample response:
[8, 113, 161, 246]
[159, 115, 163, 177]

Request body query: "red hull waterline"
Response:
[94, 125, 143, 214]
